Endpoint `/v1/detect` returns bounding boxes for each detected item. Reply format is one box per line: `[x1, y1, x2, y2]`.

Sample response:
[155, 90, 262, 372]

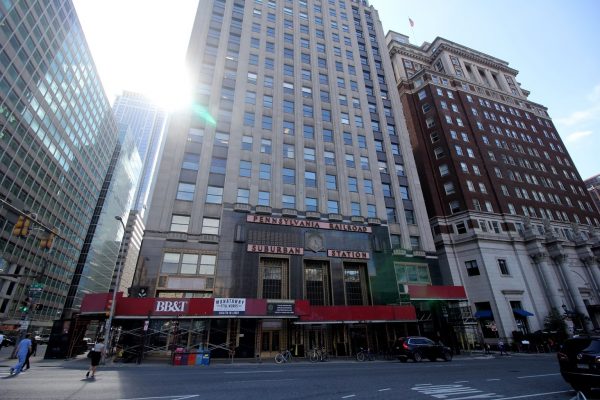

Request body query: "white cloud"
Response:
[555, 85, 600, 128]
[564, 130, 593, 143]
[587, 84, 600, 102]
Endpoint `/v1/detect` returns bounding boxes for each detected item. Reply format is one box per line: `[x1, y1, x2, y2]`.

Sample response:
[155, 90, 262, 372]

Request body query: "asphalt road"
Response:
[0, 352, 593, 400]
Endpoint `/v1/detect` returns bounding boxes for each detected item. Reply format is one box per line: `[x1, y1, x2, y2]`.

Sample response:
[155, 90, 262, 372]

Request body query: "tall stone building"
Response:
[0, 0, 118, 333]
[585, 174, 600, 215]
[128, 0, 470, 358]
[387, 32, 600, 343]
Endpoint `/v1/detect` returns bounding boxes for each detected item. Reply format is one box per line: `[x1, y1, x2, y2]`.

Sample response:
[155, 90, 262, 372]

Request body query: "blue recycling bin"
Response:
[200, 350, 211, 366]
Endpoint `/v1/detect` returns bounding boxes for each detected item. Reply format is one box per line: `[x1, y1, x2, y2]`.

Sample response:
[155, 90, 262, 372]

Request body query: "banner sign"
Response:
[327, 249, 370, 259]
[153, 299, 189, 315]
[267, 301, 295, 316]
[247, 215, 371, 233]
[214, 298, 246, 315]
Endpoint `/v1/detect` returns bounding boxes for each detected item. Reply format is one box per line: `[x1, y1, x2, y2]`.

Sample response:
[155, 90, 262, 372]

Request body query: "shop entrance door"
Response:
[260, 319, 283, 359]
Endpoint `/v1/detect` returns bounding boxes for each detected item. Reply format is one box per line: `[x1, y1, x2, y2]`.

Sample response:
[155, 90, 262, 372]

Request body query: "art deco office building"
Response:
[387, 32, 600, 342]
[0, 1, 118, 332]
[134, 0, 469, 358]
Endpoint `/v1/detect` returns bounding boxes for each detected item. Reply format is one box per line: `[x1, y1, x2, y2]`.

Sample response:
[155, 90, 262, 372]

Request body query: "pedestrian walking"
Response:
[9, 333, 32, 375]
[22, 336, 37, 371]
[0, 331, 4, 351]
[86, 338, 106, 379]
[498, 339, 507, 355]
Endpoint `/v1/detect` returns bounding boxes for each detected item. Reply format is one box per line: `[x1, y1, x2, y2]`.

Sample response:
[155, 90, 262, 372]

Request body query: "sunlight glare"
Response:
[144, 64, 193, 112]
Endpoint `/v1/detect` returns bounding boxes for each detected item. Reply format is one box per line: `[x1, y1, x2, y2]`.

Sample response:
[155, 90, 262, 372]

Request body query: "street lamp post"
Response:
[104, 215, 126, 355]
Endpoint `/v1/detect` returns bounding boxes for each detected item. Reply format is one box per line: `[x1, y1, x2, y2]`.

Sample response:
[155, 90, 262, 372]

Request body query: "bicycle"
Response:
[356, 347, 375, 361]
[275, 349, 292, 363]
[309, 346, 329, 362]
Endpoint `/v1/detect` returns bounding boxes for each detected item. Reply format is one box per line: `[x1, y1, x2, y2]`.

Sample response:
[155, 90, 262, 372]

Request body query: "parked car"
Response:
[395, 336, 453, 362]
[557, 335, 600, 394]
[1, 336, 16, 347]
[34, 334, 50, 344]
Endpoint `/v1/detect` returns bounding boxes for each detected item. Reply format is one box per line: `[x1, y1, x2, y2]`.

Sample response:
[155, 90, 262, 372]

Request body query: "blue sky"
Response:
[73, 0, 599, 179]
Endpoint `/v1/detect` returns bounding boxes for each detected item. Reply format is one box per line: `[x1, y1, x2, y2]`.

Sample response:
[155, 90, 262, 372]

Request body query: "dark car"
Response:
[395, 336, 452, 362]
[1, 336, 16, 347]
[557, 335, 600, 394]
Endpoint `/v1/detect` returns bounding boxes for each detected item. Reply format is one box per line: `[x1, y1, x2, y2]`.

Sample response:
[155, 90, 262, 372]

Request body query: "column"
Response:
[553, 254, 594, 331]
[530, 252, 562, 311]
[582, 256, 600, 303]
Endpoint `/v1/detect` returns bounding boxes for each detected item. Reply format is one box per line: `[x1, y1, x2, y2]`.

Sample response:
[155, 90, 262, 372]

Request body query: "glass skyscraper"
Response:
[0, 0, 118, 333]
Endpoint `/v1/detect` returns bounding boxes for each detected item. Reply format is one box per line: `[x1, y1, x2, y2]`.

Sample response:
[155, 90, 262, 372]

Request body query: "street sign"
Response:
[19, 320, 30, 330]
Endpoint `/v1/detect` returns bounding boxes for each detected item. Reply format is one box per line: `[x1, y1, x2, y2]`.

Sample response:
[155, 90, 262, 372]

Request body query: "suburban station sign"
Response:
[327, 249, 370, 259]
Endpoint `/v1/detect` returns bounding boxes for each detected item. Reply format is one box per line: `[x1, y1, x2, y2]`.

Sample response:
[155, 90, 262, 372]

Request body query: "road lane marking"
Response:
[412, 383, 502, 399]
[486, 378, 501, 381]
[454, 381, 470, 383]
[516, 373, 560, 379]
[378, 388, 391, 392]
[341, 395, 356, 398]
[499, 391, 572, 399]
[224, 370, 283, 374]
[118, 396, 200, 400]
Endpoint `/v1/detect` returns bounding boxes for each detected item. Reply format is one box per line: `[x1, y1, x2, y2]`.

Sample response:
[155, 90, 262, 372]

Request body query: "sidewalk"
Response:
[1, 346, 555, 371]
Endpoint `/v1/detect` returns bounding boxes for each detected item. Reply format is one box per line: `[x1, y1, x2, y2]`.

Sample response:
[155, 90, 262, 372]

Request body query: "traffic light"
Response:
[40, 232, 56, 249]
[12, 215, 31, 237]
[19, 297, 32, 313]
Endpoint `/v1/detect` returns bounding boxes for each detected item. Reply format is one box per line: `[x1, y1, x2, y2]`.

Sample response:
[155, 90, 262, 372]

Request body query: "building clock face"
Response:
[306, 233, 323, 252]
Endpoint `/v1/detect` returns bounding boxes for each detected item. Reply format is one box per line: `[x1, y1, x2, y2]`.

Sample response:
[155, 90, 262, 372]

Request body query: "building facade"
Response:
[111, 92, 167, 297]
[386, 32, 600, 344]
[585, 174, 600, 215]
[129, 0, 471, 359]
[0, 0, 118, 333]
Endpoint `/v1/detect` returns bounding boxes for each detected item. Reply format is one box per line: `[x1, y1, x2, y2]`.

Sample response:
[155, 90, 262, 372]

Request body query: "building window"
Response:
[351, 202, 361, 216]
[259, 163, 271, 180]
[305, 171, 317, 187]
[326, 174, 337, 190]
[282, 168, 295, 185]
[242, 136, 253, 151]
[444, 182, 455, 195]
[258, 191, 270, 206]
[498, 259, 509, 275]
[202, 218, 220, 235]
[176, 183, 195, 201]
[282, 195, 295, 209]
[305, 197, 318, 212]
[182, 153, 200, 170]
[206, 186, 223, 204]
[327, 200, 339, 214]
[170, 215, 190, 232]
[405, 210, 415, 225]
[465, 260, 480, 276]
[394, 262, 431, 285]
[305, 261, 330, 306]
[283, 143, 295, 158]
[304, 147, 316, 161]
[239, 160, 252, 177]
[261, 139, 272, 154]
[344, 264, 368, 305]
[399, 186, 410, 200]
[237, 188, 250, 204]
[324, 151, 335, 165]
[259, 258, 288, 299]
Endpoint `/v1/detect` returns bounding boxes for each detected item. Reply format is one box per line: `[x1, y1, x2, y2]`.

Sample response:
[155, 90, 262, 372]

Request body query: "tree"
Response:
[544, 308, 568, 344]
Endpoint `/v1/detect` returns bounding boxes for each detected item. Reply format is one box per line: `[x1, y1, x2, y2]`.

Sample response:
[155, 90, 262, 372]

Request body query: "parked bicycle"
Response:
[275, 349, 292, 363]
[309, 346, 329, 362]
[356, 347, 375, 361]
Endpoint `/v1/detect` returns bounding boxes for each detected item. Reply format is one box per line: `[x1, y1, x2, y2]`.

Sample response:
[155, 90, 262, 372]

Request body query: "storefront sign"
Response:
[267, 301, 295, 316]
[327, 249, 370, 259]
[247, 215, 371, 233]
[214, 298, 246, 315]
[154, 299, 189, 314]
[247, 244, 304, 255]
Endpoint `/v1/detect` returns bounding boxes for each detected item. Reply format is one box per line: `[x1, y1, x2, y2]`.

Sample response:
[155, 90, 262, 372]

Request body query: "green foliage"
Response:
[544, 308, 568, 342]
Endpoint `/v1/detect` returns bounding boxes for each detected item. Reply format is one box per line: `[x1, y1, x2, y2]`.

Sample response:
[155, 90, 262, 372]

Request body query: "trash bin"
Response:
[200, 350, 210, 366]
[173, 347, 184, 366]
[187, 352, 197, 365]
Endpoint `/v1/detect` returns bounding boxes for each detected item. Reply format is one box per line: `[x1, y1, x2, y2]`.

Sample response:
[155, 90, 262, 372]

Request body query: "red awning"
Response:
[407, 285, 467, 300]
[296, 305, 417, 324]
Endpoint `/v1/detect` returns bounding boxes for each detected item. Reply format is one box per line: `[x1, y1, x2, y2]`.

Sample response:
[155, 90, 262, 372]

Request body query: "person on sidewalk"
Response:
[22, 336, 37, 371]
[9, 334, 32, 375]
[498, 339, 507, 356]
[0, 332, 4, 351]
[86, 338, 106, 379]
